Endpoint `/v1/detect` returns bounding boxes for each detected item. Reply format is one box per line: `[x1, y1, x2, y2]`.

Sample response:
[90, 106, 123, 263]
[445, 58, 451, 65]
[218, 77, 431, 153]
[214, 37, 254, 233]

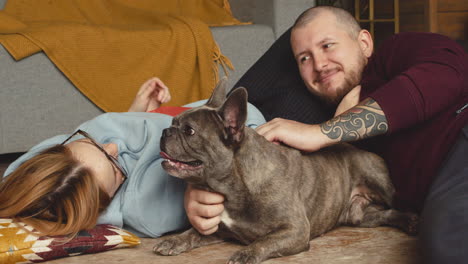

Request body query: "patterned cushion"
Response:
[0, 218, 140, 264]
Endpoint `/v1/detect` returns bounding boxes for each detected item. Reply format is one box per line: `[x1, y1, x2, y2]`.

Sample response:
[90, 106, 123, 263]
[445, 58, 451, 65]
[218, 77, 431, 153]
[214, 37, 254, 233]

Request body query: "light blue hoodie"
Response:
[3, 100, 266, 237]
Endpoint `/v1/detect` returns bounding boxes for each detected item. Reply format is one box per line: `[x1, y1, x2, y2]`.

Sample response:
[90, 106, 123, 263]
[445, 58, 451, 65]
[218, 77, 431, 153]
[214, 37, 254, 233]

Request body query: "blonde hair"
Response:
[0, 145, 111, 237]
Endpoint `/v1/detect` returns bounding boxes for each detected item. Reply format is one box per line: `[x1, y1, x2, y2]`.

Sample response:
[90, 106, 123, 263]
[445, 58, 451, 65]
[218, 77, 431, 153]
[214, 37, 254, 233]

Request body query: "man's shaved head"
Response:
[293, 6, 362, 40]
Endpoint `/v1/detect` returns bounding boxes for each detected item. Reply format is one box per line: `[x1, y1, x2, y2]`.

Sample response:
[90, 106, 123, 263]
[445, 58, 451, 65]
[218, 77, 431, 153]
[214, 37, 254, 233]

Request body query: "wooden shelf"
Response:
[354, 0, 400, 37]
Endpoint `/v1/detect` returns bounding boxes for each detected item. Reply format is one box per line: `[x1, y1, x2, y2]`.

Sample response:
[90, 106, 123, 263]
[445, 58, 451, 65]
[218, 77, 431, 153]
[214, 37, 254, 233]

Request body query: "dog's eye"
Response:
[184, 125, 195, 136]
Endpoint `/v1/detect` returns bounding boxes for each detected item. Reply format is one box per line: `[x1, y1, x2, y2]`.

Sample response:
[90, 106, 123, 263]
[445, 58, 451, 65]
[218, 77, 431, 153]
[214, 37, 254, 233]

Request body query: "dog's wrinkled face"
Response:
[160, 78, 247, 184]
[160, 108, 225, 182]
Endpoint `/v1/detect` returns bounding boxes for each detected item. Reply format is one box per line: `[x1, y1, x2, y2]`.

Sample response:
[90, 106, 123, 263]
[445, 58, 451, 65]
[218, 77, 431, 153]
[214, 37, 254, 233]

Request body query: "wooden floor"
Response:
[48, 227, 422, 264]
[0, 154, 422, 264]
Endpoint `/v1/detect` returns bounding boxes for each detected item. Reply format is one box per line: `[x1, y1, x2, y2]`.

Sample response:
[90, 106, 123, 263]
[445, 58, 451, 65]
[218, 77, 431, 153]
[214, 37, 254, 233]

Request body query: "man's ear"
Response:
[219, 87, 248, 145]
[358, 29, 373, 58]
[206, 77, 228, 108]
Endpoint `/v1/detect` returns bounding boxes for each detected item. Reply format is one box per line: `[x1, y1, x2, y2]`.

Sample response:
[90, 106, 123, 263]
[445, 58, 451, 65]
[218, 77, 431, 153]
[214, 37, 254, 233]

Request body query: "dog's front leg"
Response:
[153, 228, 222, 256]
[228, 224, 310, 264]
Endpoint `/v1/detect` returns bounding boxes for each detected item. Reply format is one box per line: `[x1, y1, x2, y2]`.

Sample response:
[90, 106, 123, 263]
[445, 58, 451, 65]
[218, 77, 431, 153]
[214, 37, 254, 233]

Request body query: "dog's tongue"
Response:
[160, 151, 174, 160]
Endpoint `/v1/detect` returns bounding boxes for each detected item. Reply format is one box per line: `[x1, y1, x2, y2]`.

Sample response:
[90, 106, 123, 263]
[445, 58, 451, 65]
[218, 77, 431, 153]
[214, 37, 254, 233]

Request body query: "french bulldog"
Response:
[154, 78, 418, 264]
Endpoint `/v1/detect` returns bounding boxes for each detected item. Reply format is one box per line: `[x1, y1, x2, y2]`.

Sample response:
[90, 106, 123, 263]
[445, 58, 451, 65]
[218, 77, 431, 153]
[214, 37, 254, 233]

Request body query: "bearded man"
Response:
[185, 6, 468, 264]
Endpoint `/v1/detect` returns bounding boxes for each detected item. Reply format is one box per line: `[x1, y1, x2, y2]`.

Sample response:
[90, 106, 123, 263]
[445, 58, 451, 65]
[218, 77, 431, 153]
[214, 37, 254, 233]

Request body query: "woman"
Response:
[0, 77, 267, 238]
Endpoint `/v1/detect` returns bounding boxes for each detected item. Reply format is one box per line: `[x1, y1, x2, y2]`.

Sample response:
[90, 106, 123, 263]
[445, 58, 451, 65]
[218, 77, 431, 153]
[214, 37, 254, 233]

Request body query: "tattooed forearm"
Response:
[320, 98, 388, 142]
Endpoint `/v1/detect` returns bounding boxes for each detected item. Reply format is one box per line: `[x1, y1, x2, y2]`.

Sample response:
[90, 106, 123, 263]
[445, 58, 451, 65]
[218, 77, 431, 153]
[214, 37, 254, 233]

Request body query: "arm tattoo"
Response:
[320, 98, 388, 142]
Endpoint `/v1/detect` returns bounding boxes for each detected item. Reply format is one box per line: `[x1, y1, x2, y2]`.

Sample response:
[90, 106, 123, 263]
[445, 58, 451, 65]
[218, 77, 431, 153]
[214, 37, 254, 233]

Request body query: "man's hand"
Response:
[184, 184, 225, 235]
[128, 77, 171, 112]
[256, 119, 332, 152]
[256, 94, 388, 152]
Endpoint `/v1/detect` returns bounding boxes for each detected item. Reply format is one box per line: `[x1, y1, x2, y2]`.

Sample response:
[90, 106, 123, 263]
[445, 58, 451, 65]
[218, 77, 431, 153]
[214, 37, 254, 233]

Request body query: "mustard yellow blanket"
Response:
[0, 0, 240, 111]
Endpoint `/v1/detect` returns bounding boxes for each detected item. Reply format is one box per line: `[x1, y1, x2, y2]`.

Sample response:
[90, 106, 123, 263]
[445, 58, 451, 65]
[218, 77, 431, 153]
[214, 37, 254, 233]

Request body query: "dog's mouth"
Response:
[160, 151, 203, 170]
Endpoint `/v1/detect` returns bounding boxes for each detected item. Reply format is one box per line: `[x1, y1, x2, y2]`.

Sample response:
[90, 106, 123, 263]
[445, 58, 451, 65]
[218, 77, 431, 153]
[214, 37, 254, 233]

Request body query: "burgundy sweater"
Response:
[358, 32, 468, 212]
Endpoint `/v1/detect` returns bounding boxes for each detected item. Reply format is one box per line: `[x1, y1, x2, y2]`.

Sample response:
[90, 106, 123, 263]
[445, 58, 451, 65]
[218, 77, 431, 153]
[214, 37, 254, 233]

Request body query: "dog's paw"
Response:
[153, 236, 191, 256]
[227, 249, 261, 264]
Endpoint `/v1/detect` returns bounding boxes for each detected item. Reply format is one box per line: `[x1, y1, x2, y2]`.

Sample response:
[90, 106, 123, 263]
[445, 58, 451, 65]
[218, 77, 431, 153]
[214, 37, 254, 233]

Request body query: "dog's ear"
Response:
[219, 87, 248, 145]
[206, 77, 228, 108]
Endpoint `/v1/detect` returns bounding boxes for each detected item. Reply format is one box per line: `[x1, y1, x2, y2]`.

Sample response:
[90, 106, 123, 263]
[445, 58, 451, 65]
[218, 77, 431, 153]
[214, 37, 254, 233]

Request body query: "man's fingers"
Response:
[256, 118, 295, 143]
[256, 118, 282, 134]
[256, 123, 277, 142]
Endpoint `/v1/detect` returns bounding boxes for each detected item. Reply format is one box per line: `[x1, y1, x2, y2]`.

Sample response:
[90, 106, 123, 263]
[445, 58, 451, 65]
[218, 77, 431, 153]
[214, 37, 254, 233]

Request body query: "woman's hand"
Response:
[128, 77, 171, 112]
[184, 184, 224, 235]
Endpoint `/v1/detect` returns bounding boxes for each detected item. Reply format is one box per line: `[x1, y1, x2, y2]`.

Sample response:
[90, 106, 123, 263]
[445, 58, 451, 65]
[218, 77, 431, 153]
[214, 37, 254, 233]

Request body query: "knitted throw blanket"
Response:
[0, 0, 238, 111]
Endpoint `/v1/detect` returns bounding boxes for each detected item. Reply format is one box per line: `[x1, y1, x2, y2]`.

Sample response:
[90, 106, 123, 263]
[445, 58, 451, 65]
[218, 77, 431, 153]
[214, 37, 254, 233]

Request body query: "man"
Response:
[184, 6, 468, 264]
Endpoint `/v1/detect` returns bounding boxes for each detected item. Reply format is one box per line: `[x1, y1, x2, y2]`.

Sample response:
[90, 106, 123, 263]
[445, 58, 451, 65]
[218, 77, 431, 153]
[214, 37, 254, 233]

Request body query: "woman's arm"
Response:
[128, 77, 171, 112]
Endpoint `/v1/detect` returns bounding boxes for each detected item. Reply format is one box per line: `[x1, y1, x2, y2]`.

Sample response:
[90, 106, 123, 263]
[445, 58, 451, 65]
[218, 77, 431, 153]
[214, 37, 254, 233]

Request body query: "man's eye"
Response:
[184, 125, 195, 136]
[300, 55, 310, 64]
[323, 43, 334, 49]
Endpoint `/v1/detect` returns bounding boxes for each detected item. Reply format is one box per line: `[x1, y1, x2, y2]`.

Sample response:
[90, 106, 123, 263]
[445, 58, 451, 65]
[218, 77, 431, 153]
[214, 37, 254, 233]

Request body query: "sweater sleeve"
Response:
[364, 33, 467, 133]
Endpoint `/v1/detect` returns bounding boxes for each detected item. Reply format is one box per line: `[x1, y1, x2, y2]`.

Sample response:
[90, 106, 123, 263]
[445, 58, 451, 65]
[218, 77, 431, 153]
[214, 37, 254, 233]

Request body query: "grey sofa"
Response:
[0, 0, 316, 154]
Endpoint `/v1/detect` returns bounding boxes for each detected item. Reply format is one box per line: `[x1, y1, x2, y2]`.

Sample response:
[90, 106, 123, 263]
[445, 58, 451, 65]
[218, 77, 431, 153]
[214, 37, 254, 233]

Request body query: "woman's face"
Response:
[66, 139, 125, 197]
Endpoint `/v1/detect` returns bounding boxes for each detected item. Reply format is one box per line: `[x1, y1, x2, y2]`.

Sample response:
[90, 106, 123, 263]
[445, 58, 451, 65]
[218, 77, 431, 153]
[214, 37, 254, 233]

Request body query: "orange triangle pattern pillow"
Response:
[0, 218, 140, 264]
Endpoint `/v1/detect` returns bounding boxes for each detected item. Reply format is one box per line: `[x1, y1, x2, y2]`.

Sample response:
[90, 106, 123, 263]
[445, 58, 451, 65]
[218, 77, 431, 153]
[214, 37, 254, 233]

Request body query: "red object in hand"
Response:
[148, 106, 192, 117]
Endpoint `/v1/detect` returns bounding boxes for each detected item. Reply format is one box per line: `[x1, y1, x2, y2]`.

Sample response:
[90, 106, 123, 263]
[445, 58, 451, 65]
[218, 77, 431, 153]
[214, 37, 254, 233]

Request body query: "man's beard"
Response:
[312, 55, 367, 106]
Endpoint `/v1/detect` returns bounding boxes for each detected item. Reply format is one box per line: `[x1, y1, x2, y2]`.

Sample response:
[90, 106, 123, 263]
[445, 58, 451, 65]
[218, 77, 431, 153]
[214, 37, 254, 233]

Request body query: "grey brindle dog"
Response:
[153, 78, 418, 264]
